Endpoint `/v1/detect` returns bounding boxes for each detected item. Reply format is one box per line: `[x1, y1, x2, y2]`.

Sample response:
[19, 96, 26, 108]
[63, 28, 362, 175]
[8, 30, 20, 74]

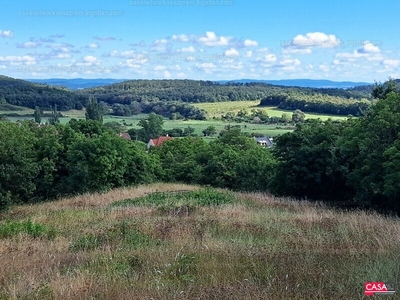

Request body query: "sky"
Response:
[0, 0, 399, 82]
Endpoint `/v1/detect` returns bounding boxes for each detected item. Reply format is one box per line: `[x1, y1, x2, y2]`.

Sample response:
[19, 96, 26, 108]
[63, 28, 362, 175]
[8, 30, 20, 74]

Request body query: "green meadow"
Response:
[1, 101, 349, 138]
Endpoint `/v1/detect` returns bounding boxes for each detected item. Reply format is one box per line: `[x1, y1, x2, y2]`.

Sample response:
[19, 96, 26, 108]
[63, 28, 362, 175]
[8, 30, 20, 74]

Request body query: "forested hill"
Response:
[79, 79, 370, 104]
[0, 76, 378, 117]
[347, 79, 400, 97]
[0, 75, 86, 110]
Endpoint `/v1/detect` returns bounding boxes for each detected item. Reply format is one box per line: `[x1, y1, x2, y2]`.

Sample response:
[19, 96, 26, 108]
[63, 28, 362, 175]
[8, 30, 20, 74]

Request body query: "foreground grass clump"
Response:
[112, 188, 233, 215]
[0, 220, 55, 239]
[0, 183, 399, 299]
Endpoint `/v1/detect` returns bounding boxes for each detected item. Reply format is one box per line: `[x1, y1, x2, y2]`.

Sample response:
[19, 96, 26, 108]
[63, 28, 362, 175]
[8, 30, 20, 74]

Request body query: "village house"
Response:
[147, 135, 173, 149]
[254, 136, 274, 147]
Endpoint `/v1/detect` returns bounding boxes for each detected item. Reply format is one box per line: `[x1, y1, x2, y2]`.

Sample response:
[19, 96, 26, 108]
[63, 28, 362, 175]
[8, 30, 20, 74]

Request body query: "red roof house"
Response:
[147, 136, 173, 149]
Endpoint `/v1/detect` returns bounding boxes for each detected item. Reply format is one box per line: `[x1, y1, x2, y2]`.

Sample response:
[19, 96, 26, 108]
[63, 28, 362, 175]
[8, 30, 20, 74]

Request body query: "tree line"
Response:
[0, 76, 379, 119]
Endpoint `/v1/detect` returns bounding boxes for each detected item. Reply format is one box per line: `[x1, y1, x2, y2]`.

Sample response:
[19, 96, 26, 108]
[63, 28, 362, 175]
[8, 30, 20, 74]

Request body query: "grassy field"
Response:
[1, 101, 350, 138]
[3, 110, 294, 137]
[0, 183, 399, 299]
[193, 100, 349, 121]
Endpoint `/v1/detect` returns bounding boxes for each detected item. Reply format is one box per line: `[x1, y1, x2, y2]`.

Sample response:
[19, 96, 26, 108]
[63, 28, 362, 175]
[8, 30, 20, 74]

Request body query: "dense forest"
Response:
[1, 80, 400, 215]
[0, 76, 378, 119]
[0, 75, 86, 111]
[259, 94, 371, 116]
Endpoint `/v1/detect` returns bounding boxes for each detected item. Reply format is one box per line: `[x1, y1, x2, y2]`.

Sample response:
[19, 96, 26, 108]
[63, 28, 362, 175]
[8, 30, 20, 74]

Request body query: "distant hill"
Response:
[23, 78, 372, 90]
[218, 79, 372, 89]
[348, 79, 400, 95]
[1, 76, 376, 117]
[0, 75, 86, 110]
[25, 78, 127, 90]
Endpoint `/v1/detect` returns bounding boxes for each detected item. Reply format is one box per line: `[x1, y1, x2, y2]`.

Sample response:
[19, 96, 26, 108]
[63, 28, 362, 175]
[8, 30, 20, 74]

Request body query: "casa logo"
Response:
[364, 282, 395, 296]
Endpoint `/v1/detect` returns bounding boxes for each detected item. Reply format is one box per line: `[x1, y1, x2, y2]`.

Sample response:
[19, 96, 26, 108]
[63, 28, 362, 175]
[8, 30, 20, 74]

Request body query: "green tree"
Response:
[104, 121, 125, 133]
[137, 113, 164, 142]
[372, 78, 399, 100]
[85, 96, 103, 123]
[48, 104, 60, 125]
[281, 113, 291, 123]
[68, 119, 105, 137]
[65, 133, 158, 194]
[183, 126, 195, 137]
[34, 106, 42, 124]
[343, 90, 400, 212]
[202, 125, 217, 136]
[269, 119, 354, 202]
[0, 122, 39, 209]
[291, 109, 305, 123]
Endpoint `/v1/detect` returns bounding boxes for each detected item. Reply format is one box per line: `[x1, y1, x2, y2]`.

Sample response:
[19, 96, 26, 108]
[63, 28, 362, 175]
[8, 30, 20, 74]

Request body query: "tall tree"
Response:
[33, 106, 42, 124]
[372, 78, 399, 100]
[85, 96, 103, 123]
[48, 104, 60, 125]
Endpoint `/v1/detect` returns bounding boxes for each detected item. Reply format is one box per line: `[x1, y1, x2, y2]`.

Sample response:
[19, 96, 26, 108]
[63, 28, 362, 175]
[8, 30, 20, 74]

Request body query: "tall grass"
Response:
[0, 184, 399, 299]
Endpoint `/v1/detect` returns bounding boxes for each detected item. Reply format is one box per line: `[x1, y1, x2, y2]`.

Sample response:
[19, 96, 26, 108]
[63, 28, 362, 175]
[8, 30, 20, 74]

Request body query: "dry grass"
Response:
[0, 184, 399, 299]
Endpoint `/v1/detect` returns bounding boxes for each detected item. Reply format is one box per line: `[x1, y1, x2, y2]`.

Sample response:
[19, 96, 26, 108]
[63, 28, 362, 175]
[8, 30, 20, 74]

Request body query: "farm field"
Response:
[193, 100, 349, 121]
[2, 109, 294, 137]
[0, 183, 399, 299]
[1, 101, 350, 138]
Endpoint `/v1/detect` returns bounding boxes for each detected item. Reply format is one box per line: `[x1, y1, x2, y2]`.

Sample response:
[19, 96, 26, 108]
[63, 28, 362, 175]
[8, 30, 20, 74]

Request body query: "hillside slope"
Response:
[0, 75, 86, 110]
[1, 183, 399, 299]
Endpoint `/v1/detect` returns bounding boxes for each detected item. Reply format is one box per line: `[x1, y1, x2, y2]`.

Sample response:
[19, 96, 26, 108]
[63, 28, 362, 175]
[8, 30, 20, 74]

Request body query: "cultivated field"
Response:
[2, 109, 294, 137]
[0, 183, 399, 299]
[193, 100, 349, 121]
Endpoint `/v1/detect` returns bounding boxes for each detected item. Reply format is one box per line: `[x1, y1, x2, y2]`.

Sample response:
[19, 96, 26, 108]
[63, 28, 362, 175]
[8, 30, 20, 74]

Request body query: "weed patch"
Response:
[0, 220, 55, 239]
[69, 221, 155, 252]
[111, 189, 233, 213]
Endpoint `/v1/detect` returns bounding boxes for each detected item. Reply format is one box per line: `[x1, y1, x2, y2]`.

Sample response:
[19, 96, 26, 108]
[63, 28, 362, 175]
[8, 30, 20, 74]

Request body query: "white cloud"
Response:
[282, 48, 312, 54]
[16, 41, 40, 49]
[244, 39, 258, 47]
[280, 58, 301, 66]
[288, 32, 340, 48]
[172, 34, 189, 42]
[263, 54, 277, 63]
[225, 48, 239, 57]
[246, 51, 253, 58]
[154, 65, 166, 71]
[196, 62, 216, 73]
[84, 55, 97, 63]
[335, 50, 383, 62]
[153, 38, 168, 45]
[198, 32, 231, 47]
[357, 41, 380, 53]
[86, 43, 99, 49]
[125, 60, 142, 68]
[383, 59, 400, 67]
[0, 55, 36, 65]
[163, 70, 171, 78]
[0, 30, 13, 39]
[177, 46, 195, 53]
[57, 53, 71, 59]
[222, 61, 243, 70]
[319, 64, 330, 72]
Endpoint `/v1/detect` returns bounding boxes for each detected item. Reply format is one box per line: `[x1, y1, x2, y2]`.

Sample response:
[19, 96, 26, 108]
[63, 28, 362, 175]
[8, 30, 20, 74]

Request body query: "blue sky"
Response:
[1, 0, 399, 81]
